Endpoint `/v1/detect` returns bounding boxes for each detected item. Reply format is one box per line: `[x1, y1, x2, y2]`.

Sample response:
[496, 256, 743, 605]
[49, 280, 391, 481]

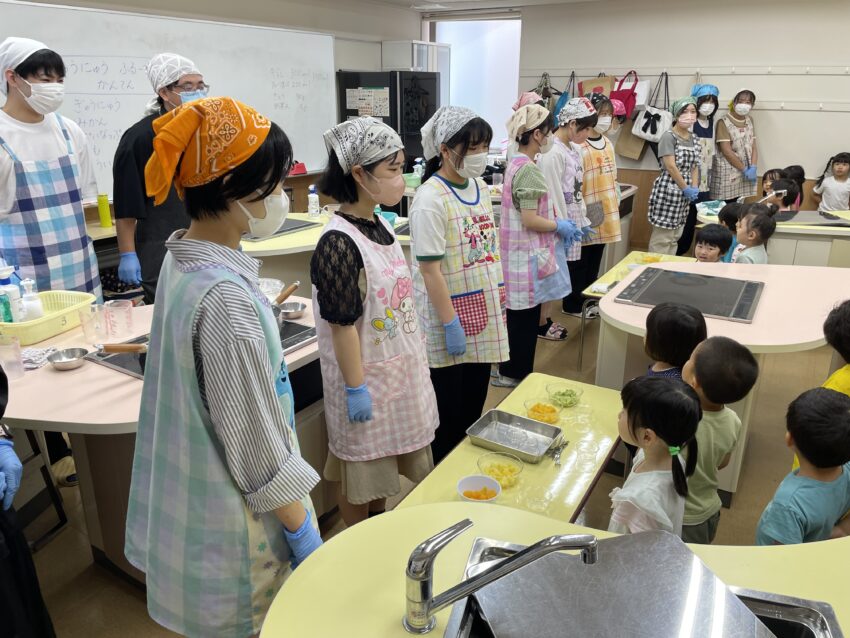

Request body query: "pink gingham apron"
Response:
[500, 155, 570, 310]
[313, 214, 438, 462]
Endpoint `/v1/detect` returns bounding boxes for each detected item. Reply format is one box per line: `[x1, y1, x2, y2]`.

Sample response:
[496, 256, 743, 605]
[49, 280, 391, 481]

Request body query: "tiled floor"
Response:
[26, 312, 832, 636]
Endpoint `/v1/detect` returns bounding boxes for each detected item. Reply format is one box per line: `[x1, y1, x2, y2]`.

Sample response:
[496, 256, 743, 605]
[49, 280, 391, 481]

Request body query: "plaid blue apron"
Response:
[0, 114, 102, 300]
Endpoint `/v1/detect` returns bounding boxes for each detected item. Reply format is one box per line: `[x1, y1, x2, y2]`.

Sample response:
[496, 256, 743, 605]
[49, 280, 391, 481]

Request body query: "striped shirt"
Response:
[164, 232, 319, 513]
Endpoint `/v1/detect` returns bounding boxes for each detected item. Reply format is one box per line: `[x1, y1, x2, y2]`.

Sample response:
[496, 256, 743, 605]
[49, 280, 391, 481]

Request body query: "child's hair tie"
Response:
[668, 445, 681, 456]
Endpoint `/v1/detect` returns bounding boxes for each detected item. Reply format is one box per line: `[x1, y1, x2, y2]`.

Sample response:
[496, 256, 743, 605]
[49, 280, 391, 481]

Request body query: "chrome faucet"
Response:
[403, 518, 598, 634]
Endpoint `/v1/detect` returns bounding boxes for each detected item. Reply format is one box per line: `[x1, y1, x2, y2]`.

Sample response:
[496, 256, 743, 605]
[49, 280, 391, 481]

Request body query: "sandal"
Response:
[538, 319, 568, 341]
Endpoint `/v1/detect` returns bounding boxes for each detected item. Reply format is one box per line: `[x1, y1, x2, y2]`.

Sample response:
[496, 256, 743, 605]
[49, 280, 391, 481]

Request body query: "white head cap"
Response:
[0, 37, 50, 96]
[145, 52, 200, 114]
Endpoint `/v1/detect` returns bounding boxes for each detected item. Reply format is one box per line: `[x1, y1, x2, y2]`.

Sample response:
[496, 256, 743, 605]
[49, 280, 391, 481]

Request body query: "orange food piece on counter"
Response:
[463, 487, 497, 500]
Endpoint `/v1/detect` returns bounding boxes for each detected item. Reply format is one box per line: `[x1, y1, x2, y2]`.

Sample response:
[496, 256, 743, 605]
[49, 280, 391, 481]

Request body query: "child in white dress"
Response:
[609, 376, 701, 535]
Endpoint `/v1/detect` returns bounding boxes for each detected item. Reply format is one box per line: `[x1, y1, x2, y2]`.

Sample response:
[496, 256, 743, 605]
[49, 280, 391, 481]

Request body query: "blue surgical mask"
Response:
[179, 89, 209, 104]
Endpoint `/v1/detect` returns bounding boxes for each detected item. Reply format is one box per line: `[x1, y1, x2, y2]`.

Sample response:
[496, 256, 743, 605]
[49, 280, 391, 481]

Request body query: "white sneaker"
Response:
[491, 374, 521, 388]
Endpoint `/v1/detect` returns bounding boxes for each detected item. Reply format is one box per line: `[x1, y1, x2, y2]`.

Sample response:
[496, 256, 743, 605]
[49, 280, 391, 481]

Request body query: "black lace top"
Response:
[310, 212, 395, 325]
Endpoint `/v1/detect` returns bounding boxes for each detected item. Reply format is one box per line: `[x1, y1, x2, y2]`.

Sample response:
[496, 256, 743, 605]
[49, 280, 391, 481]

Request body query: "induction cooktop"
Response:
[242, 217, 322, 242]
[614, 268, 764, 323]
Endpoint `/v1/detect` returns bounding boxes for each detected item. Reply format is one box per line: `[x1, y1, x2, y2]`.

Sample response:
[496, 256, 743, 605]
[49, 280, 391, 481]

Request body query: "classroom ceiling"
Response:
[373, 0, 591, 11]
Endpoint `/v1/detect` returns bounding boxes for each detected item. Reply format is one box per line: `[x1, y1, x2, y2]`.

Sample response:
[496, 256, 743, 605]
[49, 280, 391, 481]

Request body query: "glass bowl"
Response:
[523, 398, 562, 425]
[545, 383, 584, 409]
[477, 452, 524, 489]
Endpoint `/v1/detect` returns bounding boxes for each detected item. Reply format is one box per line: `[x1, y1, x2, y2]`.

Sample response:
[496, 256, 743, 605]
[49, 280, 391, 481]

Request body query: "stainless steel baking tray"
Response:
[466, 410, 561, 463]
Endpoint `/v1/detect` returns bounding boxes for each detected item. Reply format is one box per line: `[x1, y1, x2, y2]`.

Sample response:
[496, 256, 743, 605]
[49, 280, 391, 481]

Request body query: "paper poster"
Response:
[353, 87, 390, 117]
[373, 88, 390, 117]
[346, 88, 359, 110]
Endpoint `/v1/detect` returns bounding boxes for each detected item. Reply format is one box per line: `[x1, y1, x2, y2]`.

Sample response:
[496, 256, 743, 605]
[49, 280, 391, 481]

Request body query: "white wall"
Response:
[436, 20, 521, 143]
[27, 0, 421, 71]
[519, 0, 850, 177]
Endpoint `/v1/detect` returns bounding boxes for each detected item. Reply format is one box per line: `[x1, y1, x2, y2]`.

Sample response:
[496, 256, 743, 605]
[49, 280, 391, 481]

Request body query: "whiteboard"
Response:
[0, 0, 336, 198]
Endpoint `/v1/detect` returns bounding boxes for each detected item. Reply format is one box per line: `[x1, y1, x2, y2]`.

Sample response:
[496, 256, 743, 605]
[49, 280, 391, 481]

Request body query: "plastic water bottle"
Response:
[0, 266, 23, 322]
[307, 185, 320, 218]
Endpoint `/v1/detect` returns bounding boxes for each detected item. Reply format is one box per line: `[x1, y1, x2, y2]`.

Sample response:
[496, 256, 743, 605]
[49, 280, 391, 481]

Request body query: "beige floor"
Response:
[26, 313, 832, 637]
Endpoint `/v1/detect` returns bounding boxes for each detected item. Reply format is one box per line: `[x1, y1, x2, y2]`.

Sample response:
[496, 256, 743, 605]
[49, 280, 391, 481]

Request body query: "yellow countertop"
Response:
[261, 502, 850, 637]
[240, 212, 410, 257]
[398, 373, 620, 523]
[86, 219, 117, 241]
[582, 250, 695, 299]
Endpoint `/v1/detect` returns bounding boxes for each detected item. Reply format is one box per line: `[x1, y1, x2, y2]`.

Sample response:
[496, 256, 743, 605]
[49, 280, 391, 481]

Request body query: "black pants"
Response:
[677, 192, 710, 255]
[500, 305, 541, 381]
[45, 431, 71, 465]
[429, 362, 492, 464]
[562, 243, 606, 313]
[0, 509, 56, 638]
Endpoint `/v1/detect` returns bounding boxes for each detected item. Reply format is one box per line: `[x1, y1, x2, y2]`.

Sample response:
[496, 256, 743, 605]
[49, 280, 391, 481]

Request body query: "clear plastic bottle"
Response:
[307, 185, 320, 218]
[20, 278, 44, 320]
[0, 266, 23, 322]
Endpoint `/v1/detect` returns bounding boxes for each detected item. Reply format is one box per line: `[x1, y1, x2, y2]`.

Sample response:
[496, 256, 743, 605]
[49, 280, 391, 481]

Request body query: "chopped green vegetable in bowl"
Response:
[546, 383, 584, 409]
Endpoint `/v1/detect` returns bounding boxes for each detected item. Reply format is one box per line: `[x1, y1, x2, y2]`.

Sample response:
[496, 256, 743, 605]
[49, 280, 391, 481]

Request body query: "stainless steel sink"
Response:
[443, 535, 843, 638]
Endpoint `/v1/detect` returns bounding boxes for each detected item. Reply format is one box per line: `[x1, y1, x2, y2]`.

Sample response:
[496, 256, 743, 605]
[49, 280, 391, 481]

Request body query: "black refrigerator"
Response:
[336, 71, 440, 171]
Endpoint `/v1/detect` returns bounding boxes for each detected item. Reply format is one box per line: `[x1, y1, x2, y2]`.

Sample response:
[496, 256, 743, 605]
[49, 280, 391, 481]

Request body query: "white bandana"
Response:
[144, 52, 200, 114]
[506, 104, 550, 143]
[557, 97, 596, 126]
[323, 117, 404, 175]
[0, 37, 49, 96]
[420, 106, 478, 160]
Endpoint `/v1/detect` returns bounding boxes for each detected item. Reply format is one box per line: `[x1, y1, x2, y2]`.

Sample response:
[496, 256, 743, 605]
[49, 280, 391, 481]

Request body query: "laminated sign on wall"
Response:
[348, 87, 391, 117]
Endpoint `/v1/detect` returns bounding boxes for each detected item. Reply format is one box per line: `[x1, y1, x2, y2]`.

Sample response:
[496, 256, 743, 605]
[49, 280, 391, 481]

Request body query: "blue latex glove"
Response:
[345, 383, 373, 422]
[682, 186, 700, 202]
[743, 166, 757, 182]
[284, 512, 323, 569]
[443, 315, 466, 356]
[118, 252, 142, 285]
[555, 219, 578, 243]
[0, 440, 22, 510]
[580, 226, 594, 240]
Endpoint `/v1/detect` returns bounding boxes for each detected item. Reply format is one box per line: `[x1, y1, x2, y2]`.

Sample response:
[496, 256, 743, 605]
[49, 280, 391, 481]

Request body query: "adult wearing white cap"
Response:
[113, 52, 206, 302]
[1, 37, 101, 485]
[0, 37, 101, 300]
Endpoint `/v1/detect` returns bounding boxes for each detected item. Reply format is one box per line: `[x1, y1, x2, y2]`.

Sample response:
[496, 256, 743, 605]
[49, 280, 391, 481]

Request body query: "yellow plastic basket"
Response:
[0, 291, 96, 345]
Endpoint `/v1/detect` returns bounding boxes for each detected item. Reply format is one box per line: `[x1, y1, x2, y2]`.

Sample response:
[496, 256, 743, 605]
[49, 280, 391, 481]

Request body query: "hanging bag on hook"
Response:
[609, 70, 649, 117]
[553, 71, 577, 120]
[632, 72, 672, 143]
[578, 72, 616, 97]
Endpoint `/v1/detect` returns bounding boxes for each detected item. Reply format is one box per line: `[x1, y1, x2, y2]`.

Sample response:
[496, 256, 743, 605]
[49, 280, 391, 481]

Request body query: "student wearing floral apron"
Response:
[497, 104, 579, 388]
[677, 83, 719, 255]
[647, 97, 702, 255]
[567, 93, 620, 318]
[0, 37, 102, 300]
[538, 97, 598, 318]
[411, 106, 509, 463]
[312, 117, 438, 526]
[711, 89, 758, 202]
[125, 98, 322, 638]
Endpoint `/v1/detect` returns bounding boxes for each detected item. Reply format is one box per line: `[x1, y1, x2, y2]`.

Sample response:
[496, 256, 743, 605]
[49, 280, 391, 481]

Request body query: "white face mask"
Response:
[734, 103, 752, 116]
[238, 189, 290, 239]
[16, 77, 65, 115]
[538, 134, 554, 154]
[698, 103, 714, 117]
[451, 150, 488, 179]
[595, 116, 612, 133]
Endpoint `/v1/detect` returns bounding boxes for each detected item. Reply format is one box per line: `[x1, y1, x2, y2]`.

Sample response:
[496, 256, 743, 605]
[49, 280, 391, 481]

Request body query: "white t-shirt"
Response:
[410, 176, 482, 260]
[608, 449, 685, 536]
[0, 109, 98, 217]
[813, 176, 850, 212]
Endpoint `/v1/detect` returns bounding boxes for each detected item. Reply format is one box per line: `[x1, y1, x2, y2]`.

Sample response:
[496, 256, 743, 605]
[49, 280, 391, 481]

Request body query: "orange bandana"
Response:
[145, 96, 271, 205]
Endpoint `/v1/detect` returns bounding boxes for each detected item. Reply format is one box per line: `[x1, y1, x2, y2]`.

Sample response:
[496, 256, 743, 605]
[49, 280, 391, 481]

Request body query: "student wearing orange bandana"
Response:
[125, 97, 321, 638]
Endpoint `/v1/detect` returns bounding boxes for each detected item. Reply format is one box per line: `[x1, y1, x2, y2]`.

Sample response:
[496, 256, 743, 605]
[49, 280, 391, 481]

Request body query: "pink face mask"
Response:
[360, 172, 406, 207]
[678, 114, 697, 128]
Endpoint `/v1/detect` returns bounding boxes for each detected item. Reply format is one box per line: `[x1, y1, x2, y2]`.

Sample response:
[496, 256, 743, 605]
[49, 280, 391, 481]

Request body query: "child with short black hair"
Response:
[813, 152, 850, 214]
[694, 223, 733, 262]
[681, 337, 759, 543]
[756, 387, 850, 545]
[609, 376, 701, 535]
[717, 202, 743, 262]
[733, 204, 776, 264]
[824, 300, 850, 396]
[644, 303, 707, 378]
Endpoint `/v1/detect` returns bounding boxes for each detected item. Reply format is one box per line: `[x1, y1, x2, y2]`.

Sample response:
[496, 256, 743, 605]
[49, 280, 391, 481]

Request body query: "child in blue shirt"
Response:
[756, 387, 850, 545]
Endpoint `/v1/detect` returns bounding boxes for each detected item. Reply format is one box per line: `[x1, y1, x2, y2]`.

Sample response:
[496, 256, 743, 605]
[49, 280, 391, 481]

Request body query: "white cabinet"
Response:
[768, 235, 834, 266]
